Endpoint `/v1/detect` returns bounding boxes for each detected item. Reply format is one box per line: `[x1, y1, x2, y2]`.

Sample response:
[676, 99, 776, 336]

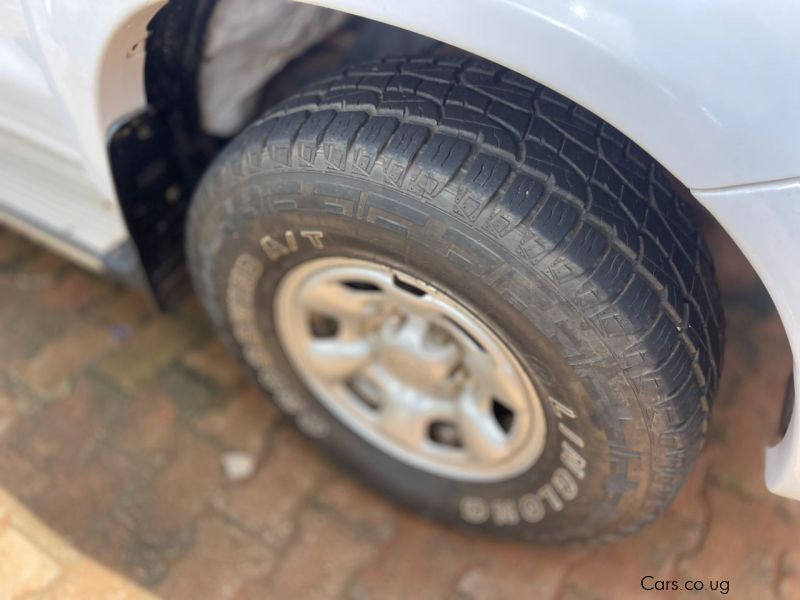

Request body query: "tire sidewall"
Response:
[195, 169, 651, 542]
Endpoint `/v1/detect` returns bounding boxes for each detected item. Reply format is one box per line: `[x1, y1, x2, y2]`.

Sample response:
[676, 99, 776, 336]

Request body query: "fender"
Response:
[697, 180, 800, 499]
[302, 0, 800, 191]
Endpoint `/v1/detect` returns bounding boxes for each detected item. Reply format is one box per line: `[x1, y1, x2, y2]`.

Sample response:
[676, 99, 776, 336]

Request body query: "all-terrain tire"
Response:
[187, 55, 724, 544]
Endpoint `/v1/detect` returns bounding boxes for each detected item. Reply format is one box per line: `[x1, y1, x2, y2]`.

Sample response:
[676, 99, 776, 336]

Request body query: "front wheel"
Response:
[186, 56, 724, 544]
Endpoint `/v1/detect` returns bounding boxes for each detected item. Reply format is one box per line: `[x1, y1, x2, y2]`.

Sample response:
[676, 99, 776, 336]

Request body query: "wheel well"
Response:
[109, 0, 449, 305]
[107, 0, 786, 401]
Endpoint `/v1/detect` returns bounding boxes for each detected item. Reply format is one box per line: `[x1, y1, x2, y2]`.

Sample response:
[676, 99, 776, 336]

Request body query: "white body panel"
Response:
[1, 0, 799, 497]
[696, 182, 800, 498]
[0, 0, 162, 267]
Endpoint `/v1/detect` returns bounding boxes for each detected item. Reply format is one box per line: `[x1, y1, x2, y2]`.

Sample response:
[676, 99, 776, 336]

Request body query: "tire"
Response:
[186, 55, 724, 544]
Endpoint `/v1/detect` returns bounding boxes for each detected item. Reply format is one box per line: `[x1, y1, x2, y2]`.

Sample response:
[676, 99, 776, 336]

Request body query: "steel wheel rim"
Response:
[273, 257, 547, 481]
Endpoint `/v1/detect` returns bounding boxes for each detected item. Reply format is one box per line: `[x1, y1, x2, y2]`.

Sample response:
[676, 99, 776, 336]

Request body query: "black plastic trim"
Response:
[107, 0, 222, 308]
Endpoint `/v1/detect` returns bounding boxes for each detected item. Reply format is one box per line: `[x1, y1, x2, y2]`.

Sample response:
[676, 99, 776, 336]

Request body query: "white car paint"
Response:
[304, 0, 800, 191]
[0, 0, 162, 268]
[696, 181, 800, 498]
[0, 0, 799, 497]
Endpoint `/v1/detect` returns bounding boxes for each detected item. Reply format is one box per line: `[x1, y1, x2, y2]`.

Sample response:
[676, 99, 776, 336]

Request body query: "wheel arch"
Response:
[98, 0, 800, 197]
[299, 0, 800, 191]
[104, 0, 795, 347]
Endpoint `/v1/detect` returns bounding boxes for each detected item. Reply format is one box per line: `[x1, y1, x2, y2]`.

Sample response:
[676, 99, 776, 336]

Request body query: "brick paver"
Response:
[0, 210, 796, 599]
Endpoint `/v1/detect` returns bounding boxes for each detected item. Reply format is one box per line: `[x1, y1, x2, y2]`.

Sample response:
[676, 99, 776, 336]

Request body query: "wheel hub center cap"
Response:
[376, 316, 460, 394]
[380, 346, 432, 386]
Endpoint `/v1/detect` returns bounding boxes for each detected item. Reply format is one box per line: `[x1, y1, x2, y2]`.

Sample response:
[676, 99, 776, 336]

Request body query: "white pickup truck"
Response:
[2, 0, 798, 544]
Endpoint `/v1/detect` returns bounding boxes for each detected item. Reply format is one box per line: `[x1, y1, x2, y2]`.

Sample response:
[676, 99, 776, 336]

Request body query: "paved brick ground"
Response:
[0, 214, 797, 599]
